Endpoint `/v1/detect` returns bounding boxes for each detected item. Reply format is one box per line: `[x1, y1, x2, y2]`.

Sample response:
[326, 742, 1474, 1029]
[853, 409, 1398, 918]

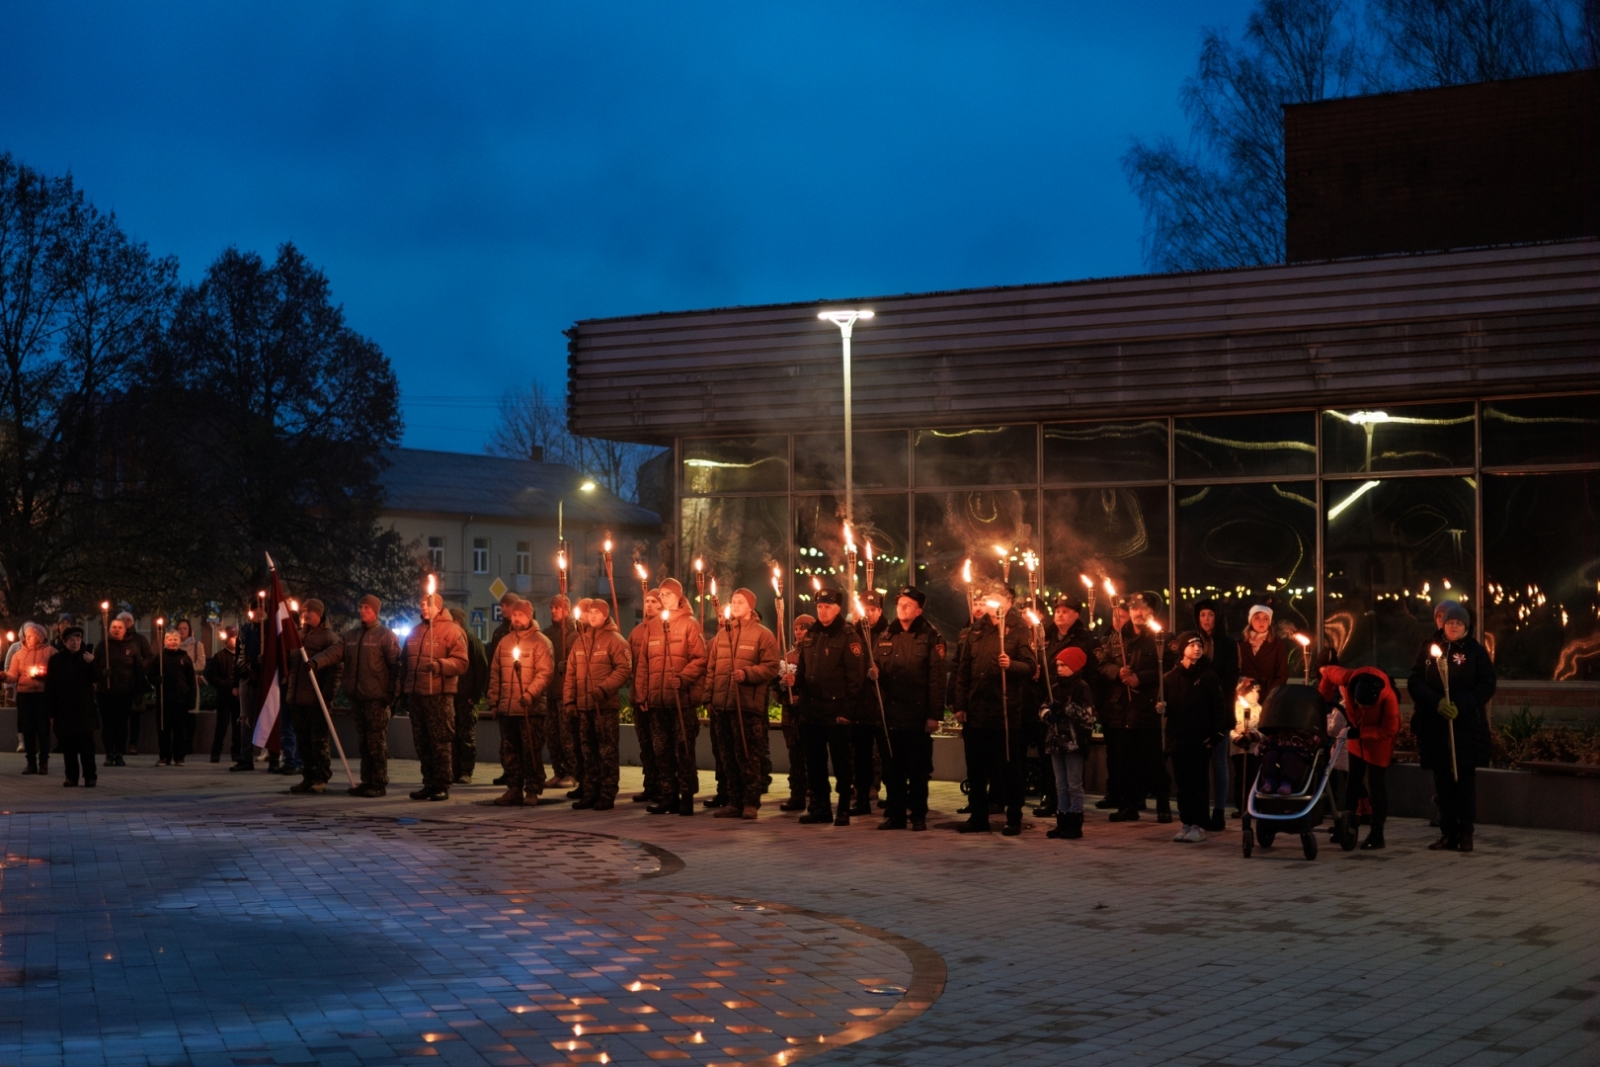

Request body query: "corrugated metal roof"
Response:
[567, 239, 1600, 444]
[379, 448, 659, 527]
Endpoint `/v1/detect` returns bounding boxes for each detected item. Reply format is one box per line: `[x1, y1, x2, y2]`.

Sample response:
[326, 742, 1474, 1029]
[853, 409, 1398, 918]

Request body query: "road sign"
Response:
[488, 577, 508, 600]
[491, 604, 503, 622]
[471, 610, 485, 628]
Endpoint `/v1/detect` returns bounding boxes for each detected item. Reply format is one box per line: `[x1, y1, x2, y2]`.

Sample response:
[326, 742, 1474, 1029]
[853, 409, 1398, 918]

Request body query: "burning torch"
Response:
[962, 558, 974, 613]
[602, 536, 620, 624]
[635, 562, 650, 605]
[994, 544, 1011, 586]
[1431, 642, 1459, 781]
[864, 538, 875, 596]
[986, 597, 1010, 753]
[855, 593, 894, 758]
[1293, 632, 1312, 685]
[694, 557, 706, 627]
[1082, 574, 1095, 630]
[557, 548, 568, 597]
[843, 523, 858, 611]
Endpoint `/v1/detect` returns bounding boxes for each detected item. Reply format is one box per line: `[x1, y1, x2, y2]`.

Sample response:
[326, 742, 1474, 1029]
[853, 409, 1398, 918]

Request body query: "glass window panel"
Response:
[792, 431, 908, 491]
[913, 425, 1038, 487]
[1176, 481, 1318, 643]
[1482, 395, 1600, 468]
[912, 490, 1037, 642]
[680, 496, 790, 634]
[1042, 419, 1168, 484]
[794, 494, 910, 604]
[681, 436, 788, 494]
[1042, 486, 1170, 633]
[1322, 403, 1475, 474]
[1322, 476, 1476, 676]
[1174, 411, 1316, 479]
[1483, 471, 1600, 681]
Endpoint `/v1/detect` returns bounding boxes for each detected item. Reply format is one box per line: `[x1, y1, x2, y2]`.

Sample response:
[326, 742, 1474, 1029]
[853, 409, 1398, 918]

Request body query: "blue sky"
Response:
[2, 2, 1255, 452]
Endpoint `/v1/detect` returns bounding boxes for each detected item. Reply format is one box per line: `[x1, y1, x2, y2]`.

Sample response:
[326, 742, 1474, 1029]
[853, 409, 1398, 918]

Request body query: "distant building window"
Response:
[515, 541, 531, 576]
[473, 537, 490, 574]
[427, 536, 444, 572]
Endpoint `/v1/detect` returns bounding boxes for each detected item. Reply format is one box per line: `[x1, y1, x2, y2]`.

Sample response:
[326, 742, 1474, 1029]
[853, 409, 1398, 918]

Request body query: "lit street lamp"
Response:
[818, 309, 874, 525]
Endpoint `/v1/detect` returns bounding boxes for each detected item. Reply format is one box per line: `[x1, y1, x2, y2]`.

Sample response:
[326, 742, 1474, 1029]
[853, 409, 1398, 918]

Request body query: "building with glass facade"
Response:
[568, 239, 1598, 718]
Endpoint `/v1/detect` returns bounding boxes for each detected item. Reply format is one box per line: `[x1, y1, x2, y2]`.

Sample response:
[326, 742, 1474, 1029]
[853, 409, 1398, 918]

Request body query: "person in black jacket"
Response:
[46, 627, 102, 786]
[1037, 598, 1095, 818]
[448, 607, 491, 785]
[954, 584, 1038, 836]
[96, 617, 151, 767]
[872, 586, 947, 832]
[1194, 597, 1239, 831]
[206, 628, 244, 764]
[1042, 645, 1096, 840]
[1407, 600, 1496, 853]
[782, 587, 865, 826]
[1161, 632, 1230, 843]
[850, 591, 892, 817]
[1098, 594, 1166, 824]
[149, 630, 196, 766]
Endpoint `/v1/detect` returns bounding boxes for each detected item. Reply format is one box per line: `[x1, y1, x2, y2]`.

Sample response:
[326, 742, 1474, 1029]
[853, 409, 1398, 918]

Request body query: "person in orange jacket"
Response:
[1318, 664, 1400, 850]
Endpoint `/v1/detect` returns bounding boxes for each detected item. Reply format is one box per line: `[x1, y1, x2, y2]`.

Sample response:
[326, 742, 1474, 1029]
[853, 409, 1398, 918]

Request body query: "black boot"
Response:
[1155, 800, 1173, 824]
[1032, 794, 1057, 818]
[1094, 796, 1118, 810]
[1359, 821, 1386, 850]
[646, 795, 676, 815]
[797, 807, 833, 825]
[957, 818, 992, 834]
[1207, 807, 1225, 832]
[677, 793, 696, 816]
[1047, 812, 1084, 839]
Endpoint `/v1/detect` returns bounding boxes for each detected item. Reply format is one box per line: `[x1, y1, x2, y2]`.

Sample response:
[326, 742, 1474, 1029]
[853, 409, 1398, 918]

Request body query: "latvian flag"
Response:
[251, 559, 303, 751]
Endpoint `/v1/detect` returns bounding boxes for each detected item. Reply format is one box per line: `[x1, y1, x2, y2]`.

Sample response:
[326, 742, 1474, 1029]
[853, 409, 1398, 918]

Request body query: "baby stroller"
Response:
[1241, 684, 1348, 861]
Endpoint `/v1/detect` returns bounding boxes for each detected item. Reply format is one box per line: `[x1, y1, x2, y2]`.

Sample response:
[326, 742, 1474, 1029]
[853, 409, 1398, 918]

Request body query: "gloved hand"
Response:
[1437, 699, 1459, 721]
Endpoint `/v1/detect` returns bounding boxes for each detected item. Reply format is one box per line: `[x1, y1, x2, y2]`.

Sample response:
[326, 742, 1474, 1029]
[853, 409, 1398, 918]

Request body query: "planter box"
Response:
[1384, 762, 1600, 833]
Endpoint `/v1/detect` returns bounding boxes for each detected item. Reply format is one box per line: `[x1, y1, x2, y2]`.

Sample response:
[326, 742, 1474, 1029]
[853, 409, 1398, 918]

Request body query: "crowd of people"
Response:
[3, 582, 1495, 852]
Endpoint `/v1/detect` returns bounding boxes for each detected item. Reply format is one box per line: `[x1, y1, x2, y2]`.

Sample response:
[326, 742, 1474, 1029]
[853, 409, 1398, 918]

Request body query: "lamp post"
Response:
[557, 479, 597, 598]
[818, 309, 874, 526]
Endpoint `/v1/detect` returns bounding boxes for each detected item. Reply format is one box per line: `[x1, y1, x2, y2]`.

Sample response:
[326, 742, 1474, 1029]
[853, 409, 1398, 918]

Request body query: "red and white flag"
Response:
[251, 559, 303, 751]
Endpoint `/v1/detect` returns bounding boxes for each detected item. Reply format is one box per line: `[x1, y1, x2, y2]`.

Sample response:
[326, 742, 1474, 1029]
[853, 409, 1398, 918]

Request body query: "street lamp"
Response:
[818, 309, 874, 525]
[557, 478, 598, 596]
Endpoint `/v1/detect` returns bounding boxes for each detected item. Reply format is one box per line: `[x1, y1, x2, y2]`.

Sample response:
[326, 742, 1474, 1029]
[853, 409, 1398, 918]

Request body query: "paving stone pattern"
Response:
[0, 754, 1595, 1067]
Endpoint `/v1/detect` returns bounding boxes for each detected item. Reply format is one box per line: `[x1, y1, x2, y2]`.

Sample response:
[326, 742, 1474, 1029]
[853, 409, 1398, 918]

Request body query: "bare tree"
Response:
[1366, 0, 1582, 86]
[486, 379, 663, 505]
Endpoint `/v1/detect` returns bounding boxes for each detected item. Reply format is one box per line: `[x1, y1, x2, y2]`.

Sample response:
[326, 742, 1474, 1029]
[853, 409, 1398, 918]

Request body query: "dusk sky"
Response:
[3, 2, 1256, 453]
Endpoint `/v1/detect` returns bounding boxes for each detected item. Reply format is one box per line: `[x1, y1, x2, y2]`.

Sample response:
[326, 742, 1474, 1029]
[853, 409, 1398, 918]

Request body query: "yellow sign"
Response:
[488, 577, 507, 600]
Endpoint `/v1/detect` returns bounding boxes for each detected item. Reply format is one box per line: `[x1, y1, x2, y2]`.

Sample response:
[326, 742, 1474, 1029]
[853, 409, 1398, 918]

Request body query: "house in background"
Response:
[378, 448, 662, 637]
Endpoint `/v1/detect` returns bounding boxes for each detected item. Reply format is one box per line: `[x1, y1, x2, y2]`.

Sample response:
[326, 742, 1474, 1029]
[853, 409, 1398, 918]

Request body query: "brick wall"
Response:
[1285, 69, 1599, 262]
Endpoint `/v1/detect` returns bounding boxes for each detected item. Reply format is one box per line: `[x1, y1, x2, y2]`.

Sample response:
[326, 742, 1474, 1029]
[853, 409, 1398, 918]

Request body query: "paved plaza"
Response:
[0, 753, 1594, 1067]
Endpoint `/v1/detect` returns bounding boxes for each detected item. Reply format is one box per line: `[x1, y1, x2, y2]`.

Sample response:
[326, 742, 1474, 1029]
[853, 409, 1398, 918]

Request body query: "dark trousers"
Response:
[127, 702, 143, 752]
[851, 721, 887, 810]
[712, 707, 768, 809]
[351, 699, 390, 787]
[781, 714, 807, 800]
[883, 728, 932, 823]
[708, 708, 728, 797]
[1346, 754, 1388, 825]
[211, 696, 242, 761]
[410, 693, 455, 789]
[800, 720, 852, 814]
[17, 693, 50, 769]
[99, 692, 133, 758]
[1231, 752, 1259, 808]
[635, 708, 659, 798]
[964, 726, 1023, 825]
[1171, 744, 1211, 828]
[648, 702, 700, 797]
[549, 678, 577, 781]
[156, 701, 189, 762]
[59, 727, 96, 783]
[1434, 765, 1477, 839]
[453, 694, 477, 780]
[498, 714, 546, 794]
[1104, 728, 1131, 807]
[291, 703, 332, 784]
[579, 708, 620, 802]
[1111, 728, 1170, 813]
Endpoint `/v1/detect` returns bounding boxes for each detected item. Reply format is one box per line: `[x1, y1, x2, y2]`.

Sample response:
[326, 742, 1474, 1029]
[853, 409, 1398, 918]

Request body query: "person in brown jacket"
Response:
[628, 588, 667, 806]
[563, 599, 633, 809]
[401, 592, 470, 800]
[634, 578, 708, 816]
[287, 599, 342, 795]
[545, 594, 580, 791]
[310, 594, 402, 796]
[1238, 604, 1289, 698]
[487, 597, 555, 807]
[707, 588, 783, 819]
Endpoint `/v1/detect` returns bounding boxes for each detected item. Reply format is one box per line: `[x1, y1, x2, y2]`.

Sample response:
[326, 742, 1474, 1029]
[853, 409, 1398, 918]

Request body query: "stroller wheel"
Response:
[1242, 826, 1253, 858]
[1301, 832, 1319, 861]
[1256, 825, 1276, 849]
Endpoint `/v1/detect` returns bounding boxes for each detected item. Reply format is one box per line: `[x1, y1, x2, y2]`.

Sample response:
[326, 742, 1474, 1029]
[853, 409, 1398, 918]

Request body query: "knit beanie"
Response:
[302, 598, 325, 618]
[658, 577, 684, 600]
[1054, 646, 1088, 673]
[1438, 600, 1470, 627]
[359, 594, 382, 613]
[1248, 604, 1273, 621]
[732, 588, 759, 610]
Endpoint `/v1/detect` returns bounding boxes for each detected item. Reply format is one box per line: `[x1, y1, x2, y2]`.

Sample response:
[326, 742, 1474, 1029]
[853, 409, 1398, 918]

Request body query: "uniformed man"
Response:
[850, 591, 891, 816]
[448, 607, 490, 785]
[872, 586, 946, 831]
[953, 583, 1037, 835]
[628, 589, 667, 805]
[563, 598, 633, 809]
[487, 597, 554, 807]
[777, 614, 813, 811]
[636, 579, 707, 816]
[545, 594, 581, 791]
[1097, 592, 1165, 823]
[286, 599, 342, 795]
[401, 592, 470, 800]
[310, 594, 401, 797]
[948, 596, 986, 816]
[783, 587, 865, 826]
[707, 588, 782, 820]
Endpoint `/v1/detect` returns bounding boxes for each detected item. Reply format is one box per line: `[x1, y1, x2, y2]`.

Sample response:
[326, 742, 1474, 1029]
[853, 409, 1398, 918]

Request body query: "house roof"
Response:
[379, 448, 659, 528]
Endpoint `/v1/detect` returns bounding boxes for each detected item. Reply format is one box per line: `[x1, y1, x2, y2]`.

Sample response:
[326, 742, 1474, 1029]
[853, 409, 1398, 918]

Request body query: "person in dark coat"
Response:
[1042, 645, 1096, 840]
[1036, 598, 1094, 818]
[1098, 593, 1166, 824]
[45, 627, 101, 787]
[96, 615, 150, 766]
[287, 599, 342, 794]
[206, 628, 245, 764]
[849, 591, 891, 816]
[953, 583, 1038, 836]
[783, 587, 866, 826]
[871, 586, 946, 832]
[116, 613, 154, 755]
[776, 613, 812, 811]
[1407, 600, 1495, 853]
[448, 607, 491, 784]
[1238, 604, 1288, 697]
[545, 594, 580, 791]
[1160, 632, 1230, 843]
[1194, 597, 1239, 831]
[148, 629, 196, 766]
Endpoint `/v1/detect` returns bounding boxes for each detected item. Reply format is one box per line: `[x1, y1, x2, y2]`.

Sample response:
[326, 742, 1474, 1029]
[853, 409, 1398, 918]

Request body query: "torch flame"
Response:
[994, 544, 1008, 559]
[426, 574, 437, 596]
[512, 645, 521, 661]
[1024, 550, 1036, 573]
[1103, 578, 1116, 598]
[289, 599, 299, 613]
[635, 563, 648, 581]
[864, 540, 873, 561]
[962, 558, 972, 584]
[843, 523, 855, 550]
[101, 600, 110, 611]
[984, 598, 1001, 612]
[1147, 618, 1162, 634]
[694, 557, 703, 573]
[660, 609, 671, 622]
[558, 550, 567, 571]
[811, 576, 822, 593]
[1430, 643, 1443, 659]
[155, 617, 165, 627]
[1080, 574, 1092, 590]
[1025, 609, 1041, 626]
[603, 537, 612, 554]
[1293, 632, 1311, 647]
[710, 576, 717, 597]
[724, 604, 731, 620]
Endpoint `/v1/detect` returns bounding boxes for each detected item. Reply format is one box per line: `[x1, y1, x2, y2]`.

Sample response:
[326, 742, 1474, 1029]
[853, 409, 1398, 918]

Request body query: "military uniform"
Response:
[706, 604, 782, 815]
[311, 606, 401, 794]
[953, 605, 1038, 832]
[287, 612, 342, 788]
[632, 602, 708, 813]
[545, 605, 580, 785]
[778, 618, 811, 810]
[563, 613, 633, 806]
[401, 609, 471, 797]
[452, 618, 490, 782]
[628, 614, 665, 803]
[790, 599, 866, 823]
[487, 614, 555, 801]
[850, 607, 891, 815]
[874, 597, 946, 828]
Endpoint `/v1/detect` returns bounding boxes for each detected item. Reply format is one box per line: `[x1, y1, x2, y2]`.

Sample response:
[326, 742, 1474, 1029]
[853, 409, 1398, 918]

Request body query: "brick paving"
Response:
[0, 752, 1595, 1067]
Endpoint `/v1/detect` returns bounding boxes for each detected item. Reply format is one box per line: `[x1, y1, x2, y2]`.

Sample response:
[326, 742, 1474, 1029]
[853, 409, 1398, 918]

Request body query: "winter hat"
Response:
[549, 594, 570, 609]
[1349, 672, 1386, 708]
[359, 594, 382, 613]
[1247, 604, 1273, 621]
[448, 607, 467, 626]
[500, 590, 519, 607]
[1052, 597, 1084, 614]
[861, 591, 883, 608]
[1437, 600, 1469, 627]
[509, 598, 534, 618]
[1176, 630, 1205, 653]
[657, 578, 684, 600]
[301, 598, 325, 618]
[58, 612, 76, 625]
[794, 613, 816, 629]
[1129, 590, 1164, 612]
[814, 586, 843, 606]
[1054, 646, 1088, 673]
[732, 588, 759, 610]
[576, 598, 593, 612]
[61, 626, 84, 642]
[587, 599, 610, 618]
[897, 585, 927, 607]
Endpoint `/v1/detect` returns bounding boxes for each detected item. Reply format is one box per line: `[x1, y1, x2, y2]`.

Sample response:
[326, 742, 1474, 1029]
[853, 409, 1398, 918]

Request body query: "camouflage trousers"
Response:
[350, 699, 391, 788]
[497, 714, 546, 794]
[409, 694, 455, 790]
[712, 706, 769, 809]
[709, 710, 728, 798]
[578, 708, 620, 803]
[649, 702, 700, 797]
[635, 708, 662, 799]
[548, 680, 577, 781]
[781, 714, 807, 801]
[453, 693, 477, 781]
[290, 704, 332, 785]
